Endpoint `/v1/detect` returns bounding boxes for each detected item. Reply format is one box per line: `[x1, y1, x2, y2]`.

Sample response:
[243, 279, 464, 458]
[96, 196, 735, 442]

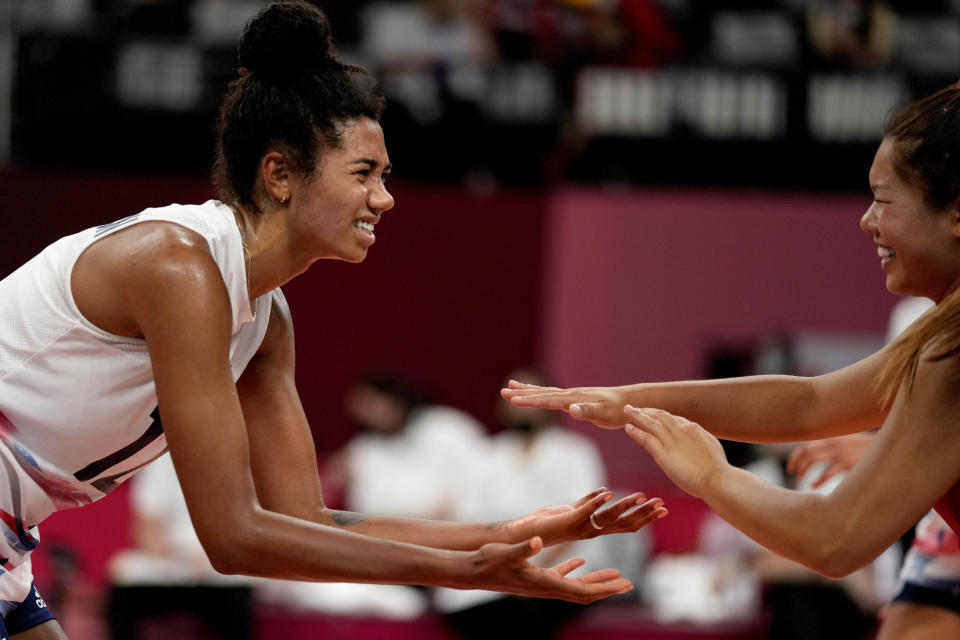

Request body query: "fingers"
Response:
[525, 536, 543, 556]
[570, 402, 627, 428]
[505, 391, 571, 411]
[571, 488, 612, 508]
[594, 491, 647, 523]
[785, 443, 822, 477]
[575, 577, 634, 602]
[786, 445, 830, 480]
[624, 406, 667, 454]
[577, 568, 622, 584]
[593, 496, 668, 532]
[506, 380, 551, 390]
[624, 405, 682, 448]
[503, 537, 543, 565]
[809, 462, 844, 488]
[502, 381, 556, 398]
[550, 557, 586, 577]
[525, 562, 633, 604]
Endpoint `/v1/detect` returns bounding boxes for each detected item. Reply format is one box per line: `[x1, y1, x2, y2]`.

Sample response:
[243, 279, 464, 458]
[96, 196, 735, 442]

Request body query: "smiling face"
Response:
[860, 138, 960, 302]
[289, 117, 394, 263]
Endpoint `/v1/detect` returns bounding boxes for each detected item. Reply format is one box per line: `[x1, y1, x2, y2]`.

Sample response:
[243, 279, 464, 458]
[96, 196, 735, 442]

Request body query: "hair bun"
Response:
[238, 1, 338, 83]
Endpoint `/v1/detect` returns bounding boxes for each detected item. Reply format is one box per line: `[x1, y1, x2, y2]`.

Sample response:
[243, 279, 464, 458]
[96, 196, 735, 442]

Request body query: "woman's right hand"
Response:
[623, 406, 729, 500]
[501, 381, 630, 429]
[458, 537, 632, 604]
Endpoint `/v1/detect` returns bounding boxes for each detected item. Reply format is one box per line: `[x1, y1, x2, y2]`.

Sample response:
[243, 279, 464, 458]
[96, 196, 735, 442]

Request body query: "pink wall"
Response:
[541, 186, 897, 486]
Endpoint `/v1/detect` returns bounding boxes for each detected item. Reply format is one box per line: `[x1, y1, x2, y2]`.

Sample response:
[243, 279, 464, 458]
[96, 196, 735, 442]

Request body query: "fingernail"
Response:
[570, 404, 582, 416]
[658, 509, 668, 518]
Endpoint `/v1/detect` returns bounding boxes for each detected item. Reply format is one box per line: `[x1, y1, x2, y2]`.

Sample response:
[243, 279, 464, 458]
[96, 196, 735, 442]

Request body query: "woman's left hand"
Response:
[507, 488, 667, 547]
[623, 405, 729, 499]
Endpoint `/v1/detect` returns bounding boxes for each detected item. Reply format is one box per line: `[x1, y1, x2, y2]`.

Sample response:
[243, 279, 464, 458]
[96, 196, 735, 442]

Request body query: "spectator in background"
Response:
[435, 367, 631, 640]
[359, 0, 496, 181]
[360, 0, 495, 125]
[335, 370, 489, 521]
[805, 0, 895, 69]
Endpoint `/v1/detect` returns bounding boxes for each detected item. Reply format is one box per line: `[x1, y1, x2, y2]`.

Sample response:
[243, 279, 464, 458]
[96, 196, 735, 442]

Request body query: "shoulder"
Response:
[890, 341, 960, 438]
[119, 222, 222, 289]
[72, 219, 227, 337]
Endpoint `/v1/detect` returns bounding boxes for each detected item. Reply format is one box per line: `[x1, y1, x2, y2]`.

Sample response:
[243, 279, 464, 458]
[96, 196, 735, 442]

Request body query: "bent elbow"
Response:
[195, 519, 264, 577]
[802, 536, 871, 579]
[809, 555, 859, 580]
[204, 544, 249, 576]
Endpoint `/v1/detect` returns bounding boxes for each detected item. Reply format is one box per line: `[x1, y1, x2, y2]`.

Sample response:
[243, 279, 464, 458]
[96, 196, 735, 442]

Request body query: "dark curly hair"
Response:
[213, 0, 386, 212]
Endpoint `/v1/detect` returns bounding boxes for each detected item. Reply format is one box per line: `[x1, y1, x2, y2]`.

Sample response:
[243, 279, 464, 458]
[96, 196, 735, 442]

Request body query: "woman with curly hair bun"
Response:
[0, 3, 665, 637]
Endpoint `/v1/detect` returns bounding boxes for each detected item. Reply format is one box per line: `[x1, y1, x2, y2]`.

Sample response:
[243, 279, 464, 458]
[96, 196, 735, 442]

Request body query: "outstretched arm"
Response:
[502, 346, 892, 443]
[91, 223, 644, 603]
[239, 294, 666, 551]
[621, 347, 960, 577]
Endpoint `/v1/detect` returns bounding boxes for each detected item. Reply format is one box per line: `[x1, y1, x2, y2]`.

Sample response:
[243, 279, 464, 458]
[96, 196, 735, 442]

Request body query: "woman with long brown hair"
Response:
[504, 81, 960, 639]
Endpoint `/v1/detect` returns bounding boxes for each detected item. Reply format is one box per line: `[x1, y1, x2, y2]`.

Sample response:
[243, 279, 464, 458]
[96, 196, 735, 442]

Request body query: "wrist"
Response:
[495, 517, 527, 544]
[697, 462, 737, 502]
[620, 382, 651, 407]
[433, 548, 475, 589]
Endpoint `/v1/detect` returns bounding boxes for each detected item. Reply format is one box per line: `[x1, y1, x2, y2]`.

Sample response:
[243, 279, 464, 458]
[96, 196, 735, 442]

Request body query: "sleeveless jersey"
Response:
[0, 200, 277, 608]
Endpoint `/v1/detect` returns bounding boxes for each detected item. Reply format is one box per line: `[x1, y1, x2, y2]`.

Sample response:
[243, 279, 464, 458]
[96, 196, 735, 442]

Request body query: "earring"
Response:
[279, 193, 289, 204]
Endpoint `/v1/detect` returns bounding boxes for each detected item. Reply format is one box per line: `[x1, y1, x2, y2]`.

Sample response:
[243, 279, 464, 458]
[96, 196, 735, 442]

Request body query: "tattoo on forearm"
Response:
[486, 520, 505, 532]
[332, 510, 368, 527]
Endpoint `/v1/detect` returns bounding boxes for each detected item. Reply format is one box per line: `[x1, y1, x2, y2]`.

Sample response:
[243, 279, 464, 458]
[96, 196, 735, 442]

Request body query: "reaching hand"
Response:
[463, 537, 633, 604]
[785, 432, 876, 488]
[501, 381, 630, 429]
[508, 488, 667, 547]
[623, 406, 728, 500]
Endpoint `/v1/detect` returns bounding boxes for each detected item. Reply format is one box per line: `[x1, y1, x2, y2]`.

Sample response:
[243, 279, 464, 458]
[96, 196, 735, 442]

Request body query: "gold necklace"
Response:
[232, 208, 251, 285]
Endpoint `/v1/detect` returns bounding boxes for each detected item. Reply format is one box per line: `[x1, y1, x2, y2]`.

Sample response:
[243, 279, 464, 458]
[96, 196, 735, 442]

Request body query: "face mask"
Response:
[506, 420, 536, 434]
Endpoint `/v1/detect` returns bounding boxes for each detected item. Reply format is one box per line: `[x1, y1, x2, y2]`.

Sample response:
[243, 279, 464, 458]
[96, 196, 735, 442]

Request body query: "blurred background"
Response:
[1, 0, 954, 638]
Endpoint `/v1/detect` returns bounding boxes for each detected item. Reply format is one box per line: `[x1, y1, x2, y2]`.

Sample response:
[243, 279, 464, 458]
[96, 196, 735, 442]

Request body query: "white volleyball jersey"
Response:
[0, 200, 276, 607]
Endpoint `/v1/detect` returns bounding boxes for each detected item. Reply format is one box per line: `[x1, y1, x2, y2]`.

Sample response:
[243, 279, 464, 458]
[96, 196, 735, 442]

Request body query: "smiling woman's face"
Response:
[290, 117, 395, 264]
[860, 138, 960, 302]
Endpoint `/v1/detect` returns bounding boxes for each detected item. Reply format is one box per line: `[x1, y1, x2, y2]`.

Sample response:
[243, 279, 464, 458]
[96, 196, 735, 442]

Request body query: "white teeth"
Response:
[354, 220, 374, 233]
[878, 246, 895, 259]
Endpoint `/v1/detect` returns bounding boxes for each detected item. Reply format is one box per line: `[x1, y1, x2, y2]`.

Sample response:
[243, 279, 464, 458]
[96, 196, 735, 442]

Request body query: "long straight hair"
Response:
[876, 82, 960, 405]
[879, 287, 960, 405]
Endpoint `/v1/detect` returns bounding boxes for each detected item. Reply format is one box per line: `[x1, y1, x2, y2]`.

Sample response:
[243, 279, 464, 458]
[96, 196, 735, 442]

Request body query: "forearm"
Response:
[316, 509, 517, 551]
[207, 505, 465, 586]
[621, 375, 877, 442]
[701, 465, 875, 577]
